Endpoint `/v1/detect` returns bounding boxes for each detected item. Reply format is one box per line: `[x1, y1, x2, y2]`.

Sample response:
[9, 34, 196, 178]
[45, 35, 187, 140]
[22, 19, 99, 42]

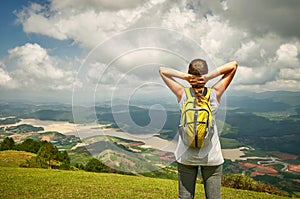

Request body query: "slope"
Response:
[0, 167, 290, 199]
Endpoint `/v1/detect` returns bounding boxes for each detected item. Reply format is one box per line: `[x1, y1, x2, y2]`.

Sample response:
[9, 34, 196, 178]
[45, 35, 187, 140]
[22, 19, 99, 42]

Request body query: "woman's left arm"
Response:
[203, 61, 238, 102]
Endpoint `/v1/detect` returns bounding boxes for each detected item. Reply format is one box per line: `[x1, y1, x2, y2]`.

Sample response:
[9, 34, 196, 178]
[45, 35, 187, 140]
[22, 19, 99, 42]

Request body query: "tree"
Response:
[85, 158, 109, 173]
[58, 150, 71, 170]
[36, 141, 59, 168]
[0, 137, 15, 151]
[16, 139, 41, 153]
[19, 140, 71, 170]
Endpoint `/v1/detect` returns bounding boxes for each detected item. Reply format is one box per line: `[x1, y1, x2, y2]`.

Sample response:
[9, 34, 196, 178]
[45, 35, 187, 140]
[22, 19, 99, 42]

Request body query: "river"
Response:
[1, 118, 246, 160]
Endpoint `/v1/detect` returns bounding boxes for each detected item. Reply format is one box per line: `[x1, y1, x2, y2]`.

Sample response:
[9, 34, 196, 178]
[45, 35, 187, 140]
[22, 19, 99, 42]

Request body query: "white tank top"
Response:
[175, 88, 224, 166]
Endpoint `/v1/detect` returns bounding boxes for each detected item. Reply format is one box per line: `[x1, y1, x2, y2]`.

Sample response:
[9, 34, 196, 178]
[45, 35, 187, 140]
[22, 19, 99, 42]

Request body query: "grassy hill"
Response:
[0, 150, 35, 167]
[0, 167, 290, 199]
[0, 150, 291, 199]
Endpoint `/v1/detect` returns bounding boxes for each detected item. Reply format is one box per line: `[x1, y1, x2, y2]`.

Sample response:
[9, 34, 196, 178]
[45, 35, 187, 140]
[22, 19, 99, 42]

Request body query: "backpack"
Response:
[179, 87, 213, 148]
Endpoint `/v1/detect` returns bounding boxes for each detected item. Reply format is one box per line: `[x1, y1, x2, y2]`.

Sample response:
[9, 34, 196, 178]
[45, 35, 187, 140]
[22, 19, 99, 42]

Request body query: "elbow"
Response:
[232, 60, 238, 67]
[159, 67, 165, 75]
[232, 61, 238, 70]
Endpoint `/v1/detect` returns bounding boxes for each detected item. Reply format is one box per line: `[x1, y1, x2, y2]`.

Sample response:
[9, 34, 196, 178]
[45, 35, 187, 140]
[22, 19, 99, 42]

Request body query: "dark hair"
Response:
[188, 59, 208, 76]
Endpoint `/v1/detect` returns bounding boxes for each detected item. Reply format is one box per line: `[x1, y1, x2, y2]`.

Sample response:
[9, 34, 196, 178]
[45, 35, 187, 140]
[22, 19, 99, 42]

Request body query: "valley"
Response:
[0, 90, 300, 196]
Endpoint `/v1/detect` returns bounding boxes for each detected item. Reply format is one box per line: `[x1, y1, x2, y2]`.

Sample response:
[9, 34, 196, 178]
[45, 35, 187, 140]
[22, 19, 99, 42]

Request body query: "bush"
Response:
[16, 139, 42, 153]
[222, 173, 287, 196]
[0, 137, 15, 151]
[84, 158, 110, 173]
[20, 157, 41, 168]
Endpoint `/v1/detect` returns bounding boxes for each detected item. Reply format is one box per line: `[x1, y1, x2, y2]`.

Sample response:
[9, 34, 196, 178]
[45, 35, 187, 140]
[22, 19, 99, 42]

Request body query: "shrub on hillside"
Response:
[84, 158, 110, 173]
[0, 137, 15, 151]
[222, 173, 287, 196]
[14, 139, 71, 170]
[16, 139, 42, 153]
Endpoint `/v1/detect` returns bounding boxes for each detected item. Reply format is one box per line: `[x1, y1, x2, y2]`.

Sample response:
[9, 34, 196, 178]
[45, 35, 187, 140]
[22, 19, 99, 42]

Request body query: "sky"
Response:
[0, 0, 300, 104]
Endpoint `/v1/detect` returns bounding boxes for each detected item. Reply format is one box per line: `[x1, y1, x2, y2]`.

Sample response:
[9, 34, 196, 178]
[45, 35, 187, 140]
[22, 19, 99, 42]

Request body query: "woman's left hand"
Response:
[186, 75, 206, 87]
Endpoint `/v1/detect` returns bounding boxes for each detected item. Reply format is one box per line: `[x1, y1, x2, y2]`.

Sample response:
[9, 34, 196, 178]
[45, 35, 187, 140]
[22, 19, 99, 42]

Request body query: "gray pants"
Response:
[177, 162, 223, 199]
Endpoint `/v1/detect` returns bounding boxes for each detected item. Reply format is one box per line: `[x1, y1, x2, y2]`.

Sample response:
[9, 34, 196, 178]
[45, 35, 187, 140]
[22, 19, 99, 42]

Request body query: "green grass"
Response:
[0, 167, 291, 199]
[220, 137, 243, 149]
[0, 150, 35, 167]
[253, 109, 298, 121]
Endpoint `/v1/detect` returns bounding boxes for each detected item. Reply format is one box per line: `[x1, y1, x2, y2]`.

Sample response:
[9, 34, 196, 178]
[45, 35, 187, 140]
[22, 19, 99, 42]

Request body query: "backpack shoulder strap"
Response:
[185, 87, 211, 99]
[203, 87, 211, 99]
[184, 87, 194, 99]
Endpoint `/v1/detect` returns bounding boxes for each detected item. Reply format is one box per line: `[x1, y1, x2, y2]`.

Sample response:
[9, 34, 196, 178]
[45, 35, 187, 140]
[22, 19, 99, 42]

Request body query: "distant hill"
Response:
[0, 102, 74, 122]
[0, 91, 299, 155]
[226, 96, 290, 112]
[22, 109, 74, 122]
[228, 91, 300, 106]
[250, 91, 300, 107]
[6, 124, 44, 134]
[223, 111, 300, 154]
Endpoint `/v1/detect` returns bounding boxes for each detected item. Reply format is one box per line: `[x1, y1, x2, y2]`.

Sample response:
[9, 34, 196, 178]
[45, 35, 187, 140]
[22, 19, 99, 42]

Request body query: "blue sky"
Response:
[0, 0, 82, 58]
[0, 0, 27, 56]
[1, 0, 300, 103]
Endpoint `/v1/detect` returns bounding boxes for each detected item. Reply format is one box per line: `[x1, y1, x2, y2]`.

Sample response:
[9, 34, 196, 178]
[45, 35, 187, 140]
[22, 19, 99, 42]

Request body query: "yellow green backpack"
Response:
[179, 87, 213, 148]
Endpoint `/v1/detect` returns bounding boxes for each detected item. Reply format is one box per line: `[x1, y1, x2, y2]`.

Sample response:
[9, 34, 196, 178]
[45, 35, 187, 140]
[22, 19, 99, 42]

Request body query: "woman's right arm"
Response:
[159, 67, 188, 102]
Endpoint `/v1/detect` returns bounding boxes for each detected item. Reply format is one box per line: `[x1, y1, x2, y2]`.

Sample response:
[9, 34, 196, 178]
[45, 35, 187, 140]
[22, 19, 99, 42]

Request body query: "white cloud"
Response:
[275, 43, 299, 66]
[198, 0, 300, 39]
[237, 66, 281, 88]
[86, 62, 106, 84]
[162, 7, 196, 31]
[1, 43, 75, 91]
[233, 41, 262, 66]
[279, 68, 300, 80]
[264, 79, 300, 91]
[12, 0, 300, 93]
[16, 0, 165, 48]
[0, 68, 11, 86]
[197, 15, 244, 64]
[8, 43, 65, 80]
[220, 0, 229, 11]
[234, 79, 300, 92]
[50, 0, 147, 11]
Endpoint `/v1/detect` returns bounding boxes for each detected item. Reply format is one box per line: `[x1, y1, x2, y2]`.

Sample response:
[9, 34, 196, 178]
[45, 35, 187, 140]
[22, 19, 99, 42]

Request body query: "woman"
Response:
[159, 59, 238, 199]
